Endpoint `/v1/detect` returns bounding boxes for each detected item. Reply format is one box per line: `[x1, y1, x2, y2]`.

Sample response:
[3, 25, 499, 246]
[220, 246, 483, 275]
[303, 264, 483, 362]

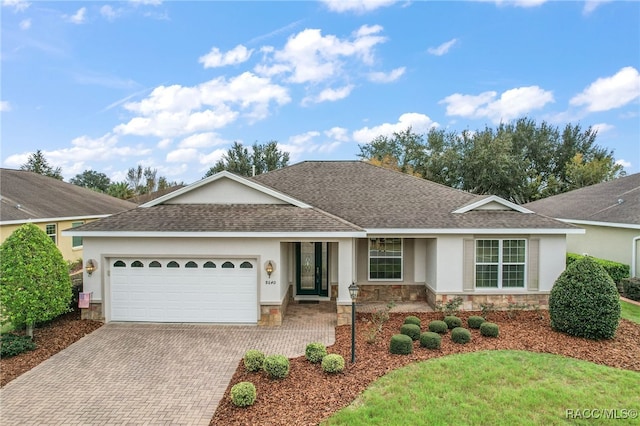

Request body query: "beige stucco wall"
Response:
[1, 219, 96, 262]
[566, 224, 639, 273]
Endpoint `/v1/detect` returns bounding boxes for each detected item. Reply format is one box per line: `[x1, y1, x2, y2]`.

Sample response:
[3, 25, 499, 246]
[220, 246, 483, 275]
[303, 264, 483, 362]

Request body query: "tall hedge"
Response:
[566, 253, 629, 285]
[0, 223, 72, 336]
[550, 256, 620, 339]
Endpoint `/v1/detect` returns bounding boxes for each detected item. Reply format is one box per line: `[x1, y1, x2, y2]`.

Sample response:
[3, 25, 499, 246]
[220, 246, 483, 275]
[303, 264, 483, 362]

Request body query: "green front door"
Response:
[295, 242, 329, 297]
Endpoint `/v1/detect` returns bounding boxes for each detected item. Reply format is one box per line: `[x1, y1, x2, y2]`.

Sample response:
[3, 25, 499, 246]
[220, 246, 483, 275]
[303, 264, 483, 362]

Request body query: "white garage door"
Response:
[110, 258, 257, 323]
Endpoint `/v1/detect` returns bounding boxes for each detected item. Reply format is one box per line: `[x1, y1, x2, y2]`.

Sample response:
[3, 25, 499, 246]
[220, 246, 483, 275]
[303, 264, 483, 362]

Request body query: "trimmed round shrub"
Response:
[321, 354, 345, 373]
[428, 320, 448, 334]
[305, 342, 328, 364]
[419, 332, 441, 349]
[451, 327, 471, 344]
[467, 315, 485, 329]
[263, 354, 290, 379]
[230, 381, 257, 407]
[549, 256, 621, 340]
[389, 334, 413, 355]
[400, 323, 421, 341]
[480, 322, 499, 337]
[403, 315, 421, 326]
[0, 333, 36, 358]
[243, 349, 265, 372]
[444, 316, 462, 329]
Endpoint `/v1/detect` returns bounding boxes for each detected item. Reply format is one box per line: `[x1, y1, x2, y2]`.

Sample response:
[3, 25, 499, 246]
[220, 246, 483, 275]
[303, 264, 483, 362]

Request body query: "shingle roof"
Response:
[75, 204, 364, 233]
[523, 173, 640, 225]
[253, 161, 574, 230]
[0, 169, 136, 222]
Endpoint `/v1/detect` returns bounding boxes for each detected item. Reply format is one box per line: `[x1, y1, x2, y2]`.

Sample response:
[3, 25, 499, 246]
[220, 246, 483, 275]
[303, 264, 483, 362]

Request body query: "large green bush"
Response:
[263, 354, 290, 379]
[243, 349, 265, 372]
[0, 223, 72, 337]
[566, 253, 629, 285]
[621, 278, 640, 302]
[389, 334, 413, 355]
[230, 382, 257, 407]
[305, 342, 328, 364]
[0, 333, 37, 358]
[550, 256, 620, 340]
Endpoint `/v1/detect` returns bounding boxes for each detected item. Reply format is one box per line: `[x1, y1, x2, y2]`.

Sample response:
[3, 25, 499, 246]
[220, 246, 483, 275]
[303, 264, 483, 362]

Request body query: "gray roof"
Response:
[523, 173, 640, 225]
[253, 161, 574, 230]
[75, 204, 364, 233]
[0, 168, 136, 222]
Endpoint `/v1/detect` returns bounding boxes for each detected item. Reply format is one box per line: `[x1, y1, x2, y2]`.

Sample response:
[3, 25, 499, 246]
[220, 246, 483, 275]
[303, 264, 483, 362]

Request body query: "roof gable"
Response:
[453, 195, 533, 214]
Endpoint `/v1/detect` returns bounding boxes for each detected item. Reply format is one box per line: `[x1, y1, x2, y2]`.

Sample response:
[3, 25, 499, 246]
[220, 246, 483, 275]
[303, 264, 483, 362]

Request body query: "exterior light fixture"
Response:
[265, 261, 274, 278]
[85, 259, 97, 276]
[348, 282, 360, 364]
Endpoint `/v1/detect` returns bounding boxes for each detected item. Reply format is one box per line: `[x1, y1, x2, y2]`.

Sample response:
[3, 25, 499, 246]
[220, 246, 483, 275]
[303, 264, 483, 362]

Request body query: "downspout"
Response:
[632, 236, 640, 278]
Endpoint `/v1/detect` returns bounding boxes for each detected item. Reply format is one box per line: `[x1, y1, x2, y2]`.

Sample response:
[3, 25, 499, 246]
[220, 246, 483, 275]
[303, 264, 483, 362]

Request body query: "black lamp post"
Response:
[348, 282, 360, 364]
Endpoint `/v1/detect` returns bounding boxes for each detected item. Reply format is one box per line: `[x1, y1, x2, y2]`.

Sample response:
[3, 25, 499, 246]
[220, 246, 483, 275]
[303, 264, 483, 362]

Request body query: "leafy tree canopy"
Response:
[70, 170, 111, 192]
[20, 150, 63, 180]
[204, 141, 290, 178]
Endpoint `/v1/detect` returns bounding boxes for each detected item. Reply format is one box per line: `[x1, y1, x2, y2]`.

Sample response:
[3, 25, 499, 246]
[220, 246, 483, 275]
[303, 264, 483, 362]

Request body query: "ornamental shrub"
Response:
[243, 349, 265, 372]
[622, 278, 640, 302]
[230, 382, 257, 407]
[321, 354, 345, 373]
[389, 334, 413, 355]
[451, 327, 471, 344]
[550, 256, 620, 340]
[403, 315, 421, 326]
[444, 316, 462, 329]
[0, 333, 37, 358]
[400, 323, 421, 341]
[0, 223, 72, 337]
[263, 354, 290, 379]
[419, 332, 441, 349]
[566, 253, 629, 286]
[467, 316, 485, 329]
[428, 320, 448, 334]
[305, 342, 328, 363]
[480, 322, 499, 337]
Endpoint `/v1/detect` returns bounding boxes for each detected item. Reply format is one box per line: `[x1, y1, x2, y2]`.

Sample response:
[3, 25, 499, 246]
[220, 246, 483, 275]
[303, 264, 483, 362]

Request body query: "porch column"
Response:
[337, 238, 355, 325]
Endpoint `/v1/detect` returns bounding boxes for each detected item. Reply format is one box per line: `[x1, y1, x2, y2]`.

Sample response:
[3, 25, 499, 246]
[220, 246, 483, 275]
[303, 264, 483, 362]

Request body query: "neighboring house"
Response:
[66, 161, 580, 326]
[0, 169, 136, 262]
[524, 173, 640, 278]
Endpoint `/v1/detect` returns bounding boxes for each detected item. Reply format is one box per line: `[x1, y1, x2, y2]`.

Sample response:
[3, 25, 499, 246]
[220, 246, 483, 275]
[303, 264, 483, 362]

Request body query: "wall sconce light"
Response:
[85, 259, 97, 276]
[265, 261, 274, 278]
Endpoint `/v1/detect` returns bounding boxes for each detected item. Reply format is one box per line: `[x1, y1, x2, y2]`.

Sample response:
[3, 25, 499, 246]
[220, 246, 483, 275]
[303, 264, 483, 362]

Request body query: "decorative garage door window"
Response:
[111, 260, 254, 268]
[222, 261, 235, 268]
[240, 261, 253, 268]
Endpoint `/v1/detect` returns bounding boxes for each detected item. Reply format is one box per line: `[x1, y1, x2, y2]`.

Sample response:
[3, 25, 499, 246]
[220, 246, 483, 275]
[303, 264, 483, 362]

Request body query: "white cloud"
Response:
[100, 5, 119, 21]
[166, 148, 198, 163]
[179, 132, 226, 149]
[19, 18, 31, 29]
[2, 0, 30, 12]
[583, 0, 612, 15]
[591, 123, 614, 135]
[157, 138, 172, 149]
[67, 7, 87, 24]
[302, 85, 354, 105]
[199, 148, 227, 166]
[481, 0, 548, 7]
[353, 112, 439, 143]
[368, 67, 405, 83]
[321, 0, 398, 13]
[325, 127, 350, 142]
[130, 0, 162, 5]
[616, 159, 631, 168]
[570, 66, 640, 112]
[0, 101, 11, 112]
[440, 86, 554, 123]
[427, 38, 458, 56]
[199, 45, 253, 68]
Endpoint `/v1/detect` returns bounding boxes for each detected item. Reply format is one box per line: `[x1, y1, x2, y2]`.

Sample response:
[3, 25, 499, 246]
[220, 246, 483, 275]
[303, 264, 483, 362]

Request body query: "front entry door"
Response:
[296, 242, 329, 297]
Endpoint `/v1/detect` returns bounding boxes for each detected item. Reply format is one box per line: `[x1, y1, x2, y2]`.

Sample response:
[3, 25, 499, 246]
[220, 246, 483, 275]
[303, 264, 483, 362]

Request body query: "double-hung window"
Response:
[71, 221, 84, 248]
[46, 224, 57, 245]
[369, 238, 402, 280]
[475, 239, 526, 288]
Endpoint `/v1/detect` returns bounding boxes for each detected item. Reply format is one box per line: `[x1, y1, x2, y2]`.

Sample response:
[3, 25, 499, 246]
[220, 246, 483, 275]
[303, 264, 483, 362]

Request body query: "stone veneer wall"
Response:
[426, 286, 550, 311]
[258, 285, 292, 326]
[336, 304, 353, 326]
[81, 302, 104, 320]
[331, 284, 427, 302]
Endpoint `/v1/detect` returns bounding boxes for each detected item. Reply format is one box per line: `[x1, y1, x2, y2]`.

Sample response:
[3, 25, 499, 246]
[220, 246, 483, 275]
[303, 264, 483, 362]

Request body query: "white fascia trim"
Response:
[62, 231, 367, 238]
[556, 218, 640, 230]
[453, 195, 534, 214]
[1, 215, 109, 226]
[141, 171, 311, 209]
[365, 228, 585, 235]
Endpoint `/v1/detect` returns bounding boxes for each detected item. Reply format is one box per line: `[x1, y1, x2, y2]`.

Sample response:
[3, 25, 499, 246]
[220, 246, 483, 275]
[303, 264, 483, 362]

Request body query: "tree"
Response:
[20, 150, 63, 180]
[359, 127, 426, 176]
[107, 182, 134, 199]
[0, 223, 72, 338]
[70, 170, 111, 192]
[125, 165, 180, 196]
[204, 141, 290, 178]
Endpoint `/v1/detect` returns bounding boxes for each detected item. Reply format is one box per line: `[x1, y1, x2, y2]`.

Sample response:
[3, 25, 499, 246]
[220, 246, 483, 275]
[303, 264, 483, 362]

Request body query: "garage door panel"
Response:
[110, 258, 257, 323]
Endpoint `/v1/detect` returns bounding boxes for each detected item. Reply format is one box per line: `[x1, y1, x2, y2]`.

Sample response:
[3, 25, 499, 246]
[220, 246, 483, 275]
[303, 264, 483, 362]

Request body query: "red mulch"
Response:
[0, 310, 103, 387]
[211, 311, 640, 426]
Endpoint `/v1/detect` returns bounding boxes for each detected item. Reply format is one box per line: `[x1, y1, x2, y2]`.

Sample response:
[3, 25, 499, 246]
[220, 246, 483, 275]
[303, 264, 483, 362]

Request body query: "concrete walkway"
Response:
[0, 303, 335, 426]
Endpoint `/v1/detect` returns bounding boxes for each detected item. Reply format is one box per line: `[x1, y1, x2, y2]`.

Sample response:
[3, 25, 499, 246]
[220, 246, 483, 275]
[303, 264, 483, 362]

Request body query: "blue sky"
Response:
[2, 0, 639, 185]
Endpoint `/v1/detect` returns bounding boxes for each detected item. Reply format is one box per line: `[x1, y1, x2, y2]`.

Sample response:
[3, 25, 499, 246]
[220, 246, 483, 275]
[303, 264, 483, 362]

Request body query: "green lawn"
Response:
[621, 299, 640, 324]
[324, 351, 640, 426]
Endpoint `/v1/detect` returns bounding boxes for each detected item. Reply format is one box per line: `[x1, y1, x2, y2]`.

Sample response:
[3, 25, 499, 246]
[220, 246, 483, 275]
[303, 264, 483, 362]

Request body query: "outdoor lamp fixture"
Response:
[85, 259, 97, 276]
[348, 282, 360, 364]
[265, 261, 274, 278]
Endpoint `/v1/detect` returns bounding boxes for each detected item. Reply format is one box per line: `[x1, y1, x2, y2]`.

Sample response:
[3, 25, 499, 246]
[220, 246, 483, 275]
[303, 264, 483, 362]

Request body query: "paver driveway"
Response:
[0, 303, 335, 426]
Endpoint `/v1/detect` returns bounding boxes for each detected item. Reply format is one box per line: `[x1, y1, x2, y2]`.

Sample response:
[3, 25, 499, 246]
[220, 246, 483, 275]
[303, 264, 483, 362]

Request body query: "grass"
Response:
[621, 299, 640, 324]
[323, 351, 640, 426]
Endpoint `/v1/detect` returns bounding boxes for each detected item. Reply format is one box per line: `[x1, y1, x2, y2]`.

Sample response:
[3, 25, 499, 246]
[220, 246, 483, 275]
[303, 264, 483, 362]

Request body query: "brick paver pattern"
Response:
[0, 302, 336, 426]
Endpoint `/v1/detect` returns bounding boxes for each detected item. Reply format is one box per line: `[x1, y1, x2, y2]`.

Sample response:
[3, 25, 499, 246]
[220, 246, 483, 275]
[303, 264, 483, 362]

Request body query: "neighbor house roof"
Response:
[523, 173, 640, 226]
[0, 168, 136, 223]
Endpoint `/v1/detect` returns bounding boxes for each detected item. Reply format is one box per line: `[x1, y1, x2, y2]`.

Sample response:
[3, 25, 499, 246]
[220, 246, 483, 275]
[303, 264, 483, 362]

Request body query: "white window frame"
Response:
[368, 237, 403, 281]
[71, 221, 84, 249]
[475, 239, 527, 289]
[45, 223, 57, 245]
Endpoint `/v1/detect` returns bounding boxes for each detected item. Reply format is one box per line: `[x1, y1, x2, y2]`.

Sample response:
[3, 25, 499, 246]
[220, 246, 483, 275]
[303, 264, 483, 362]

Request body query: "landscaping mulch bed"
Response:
[211, 310, 640, 426]
[0, 310, 103, 387]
